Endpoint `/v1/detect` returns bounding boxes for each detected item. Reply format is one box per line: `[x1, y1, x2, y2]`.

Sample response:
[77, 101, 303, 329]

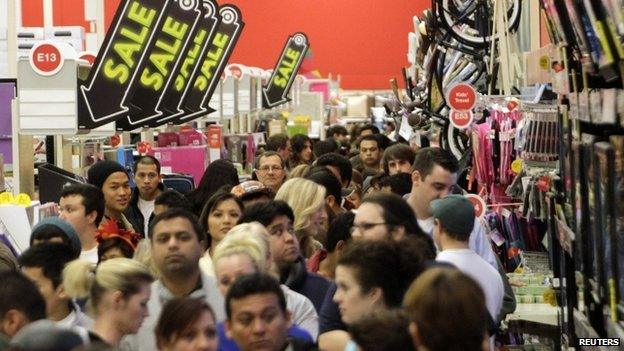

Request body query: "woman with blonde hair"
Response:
[275, 178, 327, 258]
[403, 267, 490, 351]
[63, 258, 153, 347]
[212, 222, 319, 342]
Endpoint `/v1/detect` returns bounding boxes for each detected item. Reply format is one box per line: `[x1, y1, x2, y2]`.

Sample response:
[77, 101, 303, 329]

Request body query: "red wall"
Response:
[23, 0, 428, 89]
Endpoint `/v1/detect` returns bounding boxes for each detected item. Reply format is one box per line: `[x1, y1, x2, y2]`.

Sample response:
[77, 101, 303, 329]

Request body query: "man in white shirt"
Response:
[431, 195, 504, 322]
[58, 184, 105, 264]
[406, 147, 498, 269]
[18, 243, 92, 341]
[125, 156, 164, 238]
[120, 208, 224, 351]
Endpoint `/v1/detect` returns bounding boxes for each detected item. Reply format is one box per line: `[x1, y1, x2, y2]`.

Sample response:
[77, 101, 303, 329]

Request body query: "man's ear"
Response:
[56, 283, 68, 300]
[411, 170, 422, 186]
[86, 210, 98, 226]
[391, 226, 406, 242]
[335, 240, 346, 252]
[326, 195, 336, 209]
[2, 309, 29, 337]
[368, 287, 384, 306]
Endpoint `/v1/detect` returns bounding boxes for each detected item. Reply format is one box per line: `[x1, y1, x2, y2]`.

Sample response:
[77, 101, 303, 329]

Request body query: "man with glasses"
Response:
[239, 200, 331, 312]
[125, 155, 164, 237]
[255, 151, 287, 193]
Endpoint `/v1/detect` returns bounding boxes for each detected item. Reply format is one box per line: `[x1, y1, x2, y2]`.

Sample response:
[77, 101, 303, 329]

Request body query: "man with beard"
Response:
[120, 208, 224, 351]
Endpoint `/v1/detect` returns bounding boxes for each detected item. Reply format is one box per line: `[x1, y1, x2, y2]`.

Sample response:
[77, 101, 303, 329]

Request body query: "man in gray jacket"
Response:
[121, 208, 224, 351]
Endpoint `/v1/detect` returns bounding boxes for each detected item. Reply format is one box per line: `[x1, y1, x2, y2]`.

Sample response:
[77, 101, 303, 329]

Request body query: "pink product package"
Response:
[179, 130, 207, 146]
[157, 132, 180, 147]
[148, 146, 209, 185]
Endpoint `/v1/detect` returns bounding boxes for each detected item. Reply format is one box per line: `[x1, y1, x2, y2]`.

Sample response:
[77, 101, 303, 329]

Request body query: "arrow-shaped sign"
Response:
[149, 5, 244, 126]
[115, 0, 220, 131]
[77, 0, 172, 130]
[262, 32, 309, 109]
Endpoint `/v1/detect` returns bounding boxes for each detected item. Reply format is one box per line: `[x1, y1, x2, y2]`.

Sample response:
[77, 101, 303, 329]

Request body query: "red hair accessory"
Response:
[95, 219, 141, 250]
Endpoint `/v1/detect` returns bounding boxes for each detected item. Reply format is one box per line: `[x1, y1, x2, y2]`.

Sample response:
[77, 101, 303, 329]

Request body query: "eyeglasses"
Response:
[258, 166, 284, 172]
[350, 222, 387, 233]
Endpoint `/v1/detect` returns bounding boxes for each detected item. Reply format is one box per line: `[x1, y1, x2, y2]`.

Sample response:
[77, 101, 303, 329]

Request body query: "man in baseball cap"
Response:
[431, 195, 504, 323]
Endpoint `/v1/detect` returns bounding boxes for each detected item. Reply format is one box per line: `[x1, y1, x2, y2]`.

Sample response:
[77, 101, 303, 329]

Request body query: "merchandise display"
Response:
[0, 0, 621, 350]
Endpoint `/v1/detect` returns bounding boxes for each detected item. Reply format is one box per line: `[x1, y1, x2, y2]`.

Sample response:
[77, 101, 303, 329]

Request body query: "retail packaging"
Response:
[149, 146, 209, 185]
[179, 129, 207, 146]
[157, 132, 179, 147]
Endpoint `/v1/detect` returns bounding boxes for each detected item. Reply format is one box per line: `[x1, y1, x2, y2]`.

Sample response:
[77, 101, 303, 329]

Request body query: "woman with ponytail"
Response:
[63, 258, 153, 346]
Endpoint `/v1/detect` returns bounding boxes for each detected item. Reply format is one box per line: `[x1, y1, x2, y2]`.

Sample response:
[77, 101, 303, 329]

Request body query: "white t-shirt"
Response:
[437, 248, 504, 321]
[137, 197, 155, 235]
[79, 246, 98, 264]
[282, 284, 319, 339]
[418, 217, 499, 270]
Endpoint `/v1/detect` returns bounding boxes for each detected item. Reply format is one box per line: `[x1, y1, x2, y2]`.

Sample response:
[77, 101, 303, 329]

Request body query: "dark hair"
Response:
[149, 208, 206, 243]
[187, 160, 240, 216]
[29, 225, 77, 257]
[198, 190, 243, 248]
[133, 155, 161, 174]
[326, 211, 354, 253]
[338, 240, 426, 308]
[306, 167, 342, 205]
[156, 297, 216, 349]
[357, 134, 379, 149]
[18, 243, 76, 288]
[382, 143, 416, 174]
[412, 147, 459, 178]
[155, 189, 192, 212]
[97, 237, 135, 262]
[265, 134, 289, 152]
[316, 153, 353, 185]
[359, 124, 379, 135]
[225, 273, 286, 319]
[375, 134, 392, 151]
[238, 200, 295, 227]
[379, 173, 413, 197]
[326, 125, 348, 139]
[350, 309, 416, 351]
[255, 151, 285, 169]
[313, 139, 338, 158]
[403, 267, 488, 351]
[60, 184, 105, 227]
[290, 134, 313, 166]
[361, 193, 425, 237]
[0, 271, 46, 322]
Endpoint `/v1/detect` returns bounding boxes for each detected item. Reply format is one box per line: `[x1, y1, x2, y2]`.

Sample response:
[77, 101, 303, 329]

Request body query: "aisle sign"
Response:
[115, 0, 215, 131]
[77, 0, 172, 130]
[447, 83, 476, 111]
[262, 33, 309, 108]
[449, 110, 474, 130]
[29, 42, 63, 76]
[465, 194, 486, 218]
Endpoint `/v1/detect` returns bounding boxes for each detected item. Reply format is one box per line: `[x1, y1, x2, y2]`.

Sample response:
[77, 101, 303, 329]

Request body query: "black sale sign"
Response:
[115, 0, 220, 131]
[78, 0, 171, 130]
[150, 4, 244, 126]
[262, 33, 308, 109]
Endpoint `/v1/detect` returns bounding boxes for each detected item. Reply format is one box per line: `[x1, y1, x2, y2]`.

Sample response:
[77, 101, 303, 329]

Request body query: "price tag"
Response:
[29, 42, 64, 76]
[0, 192, 14, 205]
[465, 194, 486, 218]
[450, 109, 474, 130]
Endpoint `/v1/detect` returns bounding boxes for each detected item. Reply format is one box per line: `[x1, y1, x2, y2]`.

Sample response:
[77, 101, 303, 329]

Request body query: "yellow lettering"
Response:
[120, 26, 149, 46]
[273, 75, 287, 89]
[175, 30, 206, 92]
[194, 75, 207, 91]
[193, 33, 230, 91]
[140, 67, 163, 90]
[162, 17, 188, 40]
[103, 58, 129, 84]
[150, 52, 175, 76]
[285, 48, 300, 61]
[155, 38, 181, 56]
[278, 66, 293, 79]
[113, 41, 142, 68]
[127, 1, 156, 27]
[213, 33, 229, 48]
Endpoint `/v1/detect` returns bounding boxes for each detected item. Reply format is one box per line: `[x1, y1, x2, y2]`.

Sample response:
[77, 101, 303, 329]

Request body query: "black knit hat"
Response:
[87, 160, 127, 189]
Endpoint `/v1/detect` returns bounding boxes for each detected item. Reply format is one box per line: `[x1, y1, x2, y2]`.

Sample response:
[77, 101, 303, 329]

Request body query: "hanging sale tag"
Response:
[262, 33, 309, 108]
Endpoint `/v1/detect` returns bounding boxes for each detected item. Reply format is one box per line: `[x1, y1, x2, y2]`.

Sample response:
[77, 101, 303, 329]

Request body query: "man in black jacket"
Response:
[125, 156, 164, 237]
[238, 201, 330, 312]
